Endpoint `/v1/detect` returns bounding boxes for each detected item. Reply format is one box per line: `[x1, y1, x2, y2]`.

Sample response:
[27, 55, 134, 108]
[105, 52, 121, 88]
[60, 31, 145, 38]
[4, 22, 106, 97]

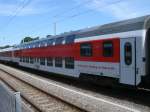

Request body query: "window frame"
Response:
[30, 57, 34, 64]
[103, 41, 114, 57]
[55, 57, 63, 67]
[26, 57, 29, 63]
[124, 42, 132, 65]
[40, 57, 45, 65]
[47, 57, 53, 66]
[65, 35, 75, 44]
[65, 57, 74, 69]
[20, 57, 23, 62]
[47, 39, 54, 46]
[80, 43, 92, 57]
[23, 57, 25, 62]
[55, 37, 64, 45]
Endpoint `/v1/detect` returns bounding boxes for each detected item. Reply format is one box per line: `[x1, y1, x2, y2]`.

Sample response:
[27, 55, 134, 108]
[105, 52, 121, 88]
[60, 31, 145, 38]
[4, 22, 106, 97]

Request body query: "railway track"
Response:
[0, 68, 83, 112]
[0, 80, 40, 112]
[0, 64, 150, 112]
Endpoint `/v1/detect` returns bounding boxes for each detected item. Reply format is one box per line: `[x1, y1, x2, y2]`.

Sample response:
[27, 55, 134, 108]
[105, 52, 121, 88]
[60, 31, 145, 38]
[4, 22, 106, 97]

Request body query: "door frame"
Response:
[120, 37, 137, 86]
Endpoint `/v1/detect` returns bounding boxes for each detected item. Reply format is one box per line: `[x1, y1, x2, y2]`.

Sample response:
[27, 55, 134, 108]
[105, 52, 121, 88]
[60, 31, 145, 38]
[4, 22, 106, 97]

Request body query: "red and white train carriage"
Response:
[0, 15, 150, 86]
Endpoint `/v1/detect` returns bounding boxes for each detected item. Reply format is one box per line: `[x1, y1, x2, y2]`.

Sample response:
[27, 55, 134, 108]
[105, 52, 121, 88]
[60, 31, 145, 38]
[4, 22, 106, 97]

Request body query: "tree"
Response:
[0, 45, 11, 49]
[21, 37, 39, 44]
[21, 37, 33, 43]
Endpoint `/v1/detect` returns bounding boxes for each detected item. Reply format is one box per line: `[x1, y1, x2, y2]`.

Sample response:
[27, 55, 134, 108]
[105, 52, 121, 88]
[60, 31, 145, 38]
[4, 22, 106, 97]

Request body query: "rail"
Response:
[0, 64, 142, 112]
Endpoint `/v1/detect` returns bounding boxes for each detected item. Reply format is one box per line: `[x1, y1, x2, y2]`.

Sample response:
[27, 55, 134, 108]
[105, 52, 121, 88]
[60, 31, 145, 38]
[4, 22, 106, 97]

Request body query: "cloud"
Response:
[74, 0, 150, 20]
[0, 0, 58, 16]
[0, 0, 149, 18]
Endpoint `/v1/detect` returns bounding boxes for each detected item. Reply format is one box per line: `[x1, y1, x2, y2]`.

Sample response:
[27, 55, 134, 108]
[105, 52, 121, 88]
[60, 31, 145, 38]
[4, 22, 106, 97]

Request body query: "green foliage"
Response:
[0, 45, 11, 49]
[21, 36, 39, 43]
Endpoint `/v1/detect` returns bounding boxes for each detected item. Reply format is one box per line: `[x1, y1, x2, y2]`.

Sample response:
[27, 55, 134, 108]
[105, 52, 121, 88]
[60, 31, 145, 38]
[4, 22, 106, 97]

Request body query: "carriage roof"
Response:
[19, 15, 150, 47]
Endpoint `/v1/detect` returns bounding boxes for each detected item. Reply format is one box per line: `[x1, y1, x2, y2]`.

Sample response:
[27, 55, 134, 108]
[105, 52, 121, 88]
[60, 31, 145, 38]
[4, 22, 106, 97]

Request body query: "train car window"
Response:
[65, 57, 74, 69]
[47, 57, 53, 66]
[24, 57, 27, 62]
[103, 41, 113, 57]
[40, 41, 43, 47]
[35, 42, 39, 48]
[45, 41, 47, 47]
[55, 37, 64, 45]
[65, 35, 75, 44]
[40, 40, 47, 47]
[30, 57, 34, 64]
[25, 57, 27, 62]
[23, 57, 25, 62]
[28, 45, 30, 49]
[21, 57, 23, 62]
[32, 43, 35, 48]
[24, 57, 27, 63]
[80, 43, 92, 57]
[33, 58, 36, 63]
[43, 41, 46, 47]
[29, 44, 31, 48]
[40, 58, 45, 65]
[47, 39, 54, 46]
[20, 57, 22, 62]
[55, 57, 63, 67]
[24, 57, 26, 62]
[28, 44, 31, 49]
[26, 57, 29, 63]
[36, 58, 39, 63]
[124, 42, 132, 65]
[30, 43, 34, 48]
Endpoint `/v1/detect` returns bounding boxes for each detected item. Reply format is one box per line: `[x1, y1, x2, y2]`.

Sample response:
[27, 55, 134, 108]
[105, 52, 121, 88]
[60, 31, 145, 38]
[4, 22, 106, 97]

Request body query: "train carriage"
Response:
[0, 15, 150, 86]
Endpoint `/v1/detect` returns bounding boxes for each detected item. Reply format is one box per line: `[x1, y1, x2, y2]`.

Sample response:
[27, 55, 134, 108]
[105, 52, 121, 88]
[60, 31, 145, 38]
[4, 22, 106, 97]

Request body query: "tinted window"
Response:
[30, 43, 34, 48]
[124, 42, 132, 65]
[55, 57, 63, 67]
[23, 57, 25, 62]
[47, 39, 54, 46]
[20, 57, 22, 62]
[80, 43, 92, 57]
[65, 35, 75, 44]
[40, 41, 46, 47]
[26, 57, 29, 63]
[65, 57, 74, 69]
[36, 58, 39, 63]
[55, 37, 64, 45]
[103, 41, 113, 57]
[47, 57, 53, 66]
[29, 44, 31, 48]
[40, 58, 45, 65]
[35, 42, 39, 48]
[30, 57, 34, 64]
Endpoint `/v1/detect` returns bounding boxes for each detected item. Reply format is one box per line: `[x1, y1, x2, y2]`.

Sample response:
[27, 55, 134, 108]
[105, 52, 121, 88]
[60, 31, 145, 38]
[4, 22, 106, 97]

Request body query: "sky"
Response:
[0, 0, 150, 46]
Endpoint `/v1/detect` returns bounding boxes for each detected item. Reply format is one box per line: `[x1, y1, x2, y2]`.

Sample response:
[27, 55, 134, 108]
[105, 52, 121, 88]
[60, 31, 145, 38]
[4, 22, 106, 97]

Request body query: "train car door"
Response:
[120, 37, 136, 86]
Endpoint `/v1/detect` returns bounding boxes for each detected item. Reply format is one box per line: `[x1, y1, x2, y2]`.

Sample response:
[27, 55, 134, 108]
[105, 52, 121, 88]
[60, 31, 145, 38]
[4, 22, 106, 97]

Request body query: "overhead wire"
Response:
[55, 0, 125, 23]
[29, 0, 92, 34]
[13, 0, 131, 37]
[30, 0, 126, 34]
[53, 0, 91, 18]
[0, 0, 30, 45]
[2, 0, 32, 31]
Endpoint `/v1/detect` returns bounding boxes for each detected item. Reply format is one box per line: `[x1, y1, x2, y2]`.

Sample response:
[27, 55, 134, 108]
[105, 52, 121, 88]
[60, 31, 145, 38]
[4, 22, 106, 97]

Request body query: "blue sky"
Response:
[0, 0, 150, 46]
